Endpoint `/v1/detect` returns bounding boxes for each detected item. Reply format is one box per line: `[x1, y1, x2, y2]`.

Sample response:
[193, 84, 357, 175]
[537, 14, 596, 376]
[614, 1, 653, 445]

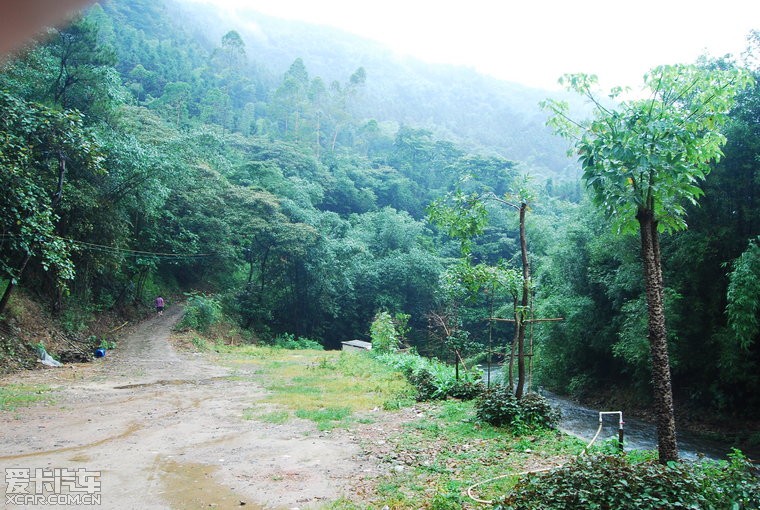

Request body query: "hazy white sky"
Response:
[208, 0, 758, 91]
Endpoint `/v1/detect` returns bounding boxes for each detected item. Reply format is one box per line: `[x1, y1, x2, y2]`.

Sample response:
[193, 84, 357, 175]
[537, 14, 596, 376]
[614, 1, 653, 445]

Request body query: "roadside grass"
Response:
[0, 383, 54, 411]
[215, 345, 587, 507]
[351, 399, 587, 508]
[216, 345, 415, 430]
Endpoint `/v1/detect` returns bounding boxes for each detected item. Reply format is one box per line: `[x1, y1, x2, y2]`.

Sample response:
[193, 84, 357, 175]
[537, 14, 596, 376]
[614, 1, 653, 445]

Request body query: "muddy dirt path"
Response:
[0, 307, 382, 509]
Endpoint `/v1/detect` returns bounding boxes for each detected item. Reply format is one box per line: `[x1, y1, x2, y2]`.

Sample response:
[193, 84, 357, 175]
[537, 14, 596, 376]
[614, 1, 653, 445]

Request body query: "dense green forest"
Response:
[1, 0, 759, 428]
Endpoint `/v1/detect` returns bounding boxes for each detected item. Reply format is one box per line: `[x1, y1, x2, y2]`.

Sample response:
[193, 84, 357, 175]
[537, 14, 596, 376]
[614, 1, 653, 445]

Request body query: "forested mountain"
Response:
[0, 0, 758, 429]
[121, 0, 579, 177]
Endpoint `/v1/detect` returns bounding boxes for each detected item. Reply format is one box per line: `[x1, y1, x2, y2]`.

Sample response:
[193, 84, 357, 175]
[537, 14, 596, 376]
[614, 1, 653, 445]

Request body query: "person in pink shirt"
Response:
[155, 296, 165, 316]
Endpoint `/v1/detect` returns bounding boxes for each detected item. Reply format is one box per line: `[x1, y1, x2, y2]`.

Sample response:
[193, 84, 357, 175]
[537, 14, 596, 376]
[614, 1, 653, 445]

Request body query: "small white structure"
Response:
[341, 340, 372, 352]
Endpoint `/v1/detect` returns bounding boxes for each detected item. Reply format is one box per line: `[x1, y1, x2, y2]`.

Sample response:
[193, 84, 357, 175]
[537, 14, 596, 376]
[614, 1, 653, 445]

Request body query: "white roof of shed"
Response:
[341, 340, 372, 349]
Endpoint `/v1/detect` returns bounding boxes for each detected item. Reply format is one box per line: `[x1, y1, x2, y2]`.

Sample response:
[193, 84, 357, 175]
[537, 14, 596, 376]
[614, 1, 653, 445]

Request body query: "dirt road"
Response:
[0, 306, 381, 509]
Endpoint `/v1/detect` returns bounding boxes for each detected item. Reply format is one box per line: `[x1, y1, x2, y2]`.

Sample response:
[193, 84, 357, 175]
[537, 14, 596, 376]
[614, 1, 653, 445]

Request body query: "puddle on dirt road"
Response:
[114, 376, 229, 390]
[157, 457, 262, 510]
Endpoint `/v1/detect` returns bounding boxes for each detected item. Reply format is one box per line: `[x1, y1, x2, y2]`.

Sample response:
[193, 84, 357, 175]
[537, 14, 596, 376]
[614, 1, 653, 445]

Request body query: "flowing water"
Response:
[479, 366, 738, 461]
[541, 390, 730, 461]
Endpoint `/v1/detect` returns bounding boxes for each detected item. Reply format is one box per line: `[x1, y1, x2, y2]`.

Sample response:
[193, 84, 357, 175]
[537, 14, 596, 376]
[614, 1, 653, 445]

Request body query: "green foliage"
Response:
[475, 387, 560, 431]
[294, 407, 351, 431]
[177, 293, 222, 332]
[1, 0, 758, 425]
[374, 352, 482, 401]
[271, 333, 324, 350]
[543, 65, 754, 235]
[59, 306, 91, 334]
[440, 259, 521, 303]
[613, 288, 683, 384]
[497, 451, 760, 510]
[88, 335, 117, 350]
[0, 90, 103, 299]
[427, 190, 489, 256]
[0, 384, 53, 411]
[543, 65, 754, 462]
[190, 336, 210, 351]
[726, 237, 760, 349]
[370, 311, 398, 353]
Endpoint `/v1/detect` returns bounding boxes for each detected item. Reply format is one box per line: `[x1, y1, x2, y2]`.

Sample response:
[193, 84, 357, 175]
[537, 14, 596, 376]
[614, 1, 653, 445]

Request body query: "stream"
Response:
[479, 367, 739, 461]
[541, 390, 731, 461]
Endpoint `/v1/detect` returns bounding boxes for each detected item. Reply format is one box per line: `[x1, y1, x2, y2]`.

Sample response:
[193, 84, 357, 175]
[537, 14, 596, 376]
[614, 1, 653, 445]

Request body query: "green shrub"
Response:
[447, 378, 484, 400]
[496, 451, 760, 510]
[370, 311, 397, 353]
[177, 293, 222, 332]
[272, 333, 324, 350]
[697, 449, 760, 509]
[476, 388, 559, 430]
[518, 393, 561, 429]
[191, 336, 210, 351]
[476, 385, 521, 427]
[59, 305, 91, 333]
[374, 352, 482, 401]
[408, 368, 439, 401]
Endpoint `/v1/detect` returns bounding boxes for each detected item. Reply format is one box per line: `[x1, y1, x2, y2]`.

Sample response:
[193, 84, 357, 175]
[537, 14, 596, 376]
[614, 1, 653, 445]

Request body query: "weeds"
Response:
[374, 351, 483, 401]
[271, 333, 323, 350]
[365, 399, 584, 507]
[177, 293, 222, 332]
[219, 347, 413, 430]
[0, 384, 53, 411]
[190, 336, 210, 351]
[497, 450, 760, 510]
[201, 346, 748, 508]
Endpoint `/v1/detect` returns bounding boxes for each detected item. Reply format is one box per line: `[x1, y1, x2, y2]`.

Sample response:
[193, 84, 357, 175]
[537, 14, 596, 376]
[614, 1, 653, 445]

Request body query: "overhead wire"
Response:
[0, 233, 210, 259]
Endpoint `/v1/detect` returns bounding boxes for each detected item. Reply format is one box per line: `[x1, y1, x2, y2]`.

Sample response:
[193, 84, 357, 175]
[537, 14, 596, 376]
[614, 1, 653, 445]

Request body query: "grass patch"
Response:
[191, 336, 210, 351]
[217, 346, 414, 430]
[295, 407, 352, 431]
[0, 384, 54, 411]
[215, 345, 583, 507]
[368, 400, 586, 507]
[242, 408, 291, 424]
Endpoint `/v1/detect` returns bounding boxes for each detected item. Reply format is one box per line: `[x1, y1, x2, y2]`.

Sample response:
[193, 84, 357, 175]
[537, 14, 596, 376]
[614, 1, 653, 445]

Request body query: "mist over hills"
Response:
[168, 0, 578, 178]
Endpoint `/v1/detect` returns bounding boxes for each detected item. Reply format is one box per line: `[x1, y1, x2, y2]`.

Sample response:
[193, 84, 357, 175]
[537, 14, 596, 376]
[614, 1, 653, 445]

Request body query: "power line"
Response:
[0, 233, 210, 259]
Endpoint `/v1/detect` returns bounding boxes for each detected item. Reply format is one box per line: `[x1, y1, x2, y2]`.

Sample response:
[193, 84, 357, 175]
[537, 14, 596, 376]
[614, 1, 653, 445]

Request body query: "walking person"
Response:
[155, 295, 165, 316]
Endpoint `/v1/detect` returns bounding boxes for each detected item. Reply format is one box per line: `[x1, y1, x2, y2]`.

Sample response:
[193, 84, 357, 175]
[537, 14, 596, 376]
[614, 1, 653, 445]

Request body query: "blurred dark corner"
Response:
[1, 0, 94, 58]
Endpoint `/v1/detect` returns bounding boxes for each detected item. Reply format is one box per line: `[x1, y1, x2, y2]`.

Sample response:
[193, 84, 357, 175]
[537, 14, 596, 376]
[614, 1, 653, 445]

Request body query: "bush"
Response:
[271, 333, 323, 350]
[374, 352, 482, 401]
[408, 368, 439, 401]
[177, 293, 222, 332]
[518, 393, 561, 429]
[370, 311, 397, 353]
[497, 451, 760, 510]
[476, 388, 559, 430]
[475, 385, 521, 427]
[447, 378, 484, 400]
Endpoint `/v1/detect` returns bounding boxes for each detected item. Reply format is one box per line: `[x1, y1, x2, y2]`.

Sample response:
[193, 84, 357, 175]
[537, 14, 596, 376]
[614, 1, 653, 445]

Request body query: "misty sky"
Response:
[202, 0, 758, 91]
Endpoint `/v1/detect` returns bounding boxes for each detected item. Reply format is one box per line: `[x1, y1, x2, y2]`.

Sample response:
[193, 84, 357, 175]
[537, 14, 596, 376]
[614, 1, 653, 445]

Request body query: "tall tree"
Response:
[542, 65, 754, 463]
[0, 91, 103, 314]
[47, 17, 118, 113]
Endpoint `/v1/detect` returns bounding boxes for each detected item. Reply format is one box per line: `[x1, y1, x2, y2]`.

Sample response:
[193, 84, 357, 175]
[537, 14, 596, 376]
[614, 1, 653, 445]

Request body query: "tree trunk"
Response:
[515, 203, 530, 399]
[315, 110, 321, 159]
[507, 294, 517, 390]
[0, 253, 32, 316]
[637, 209, 679, 464]
[52, 151, 66, 209]
[508, 318, 517, 390]
[331, 127, 339, 152]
